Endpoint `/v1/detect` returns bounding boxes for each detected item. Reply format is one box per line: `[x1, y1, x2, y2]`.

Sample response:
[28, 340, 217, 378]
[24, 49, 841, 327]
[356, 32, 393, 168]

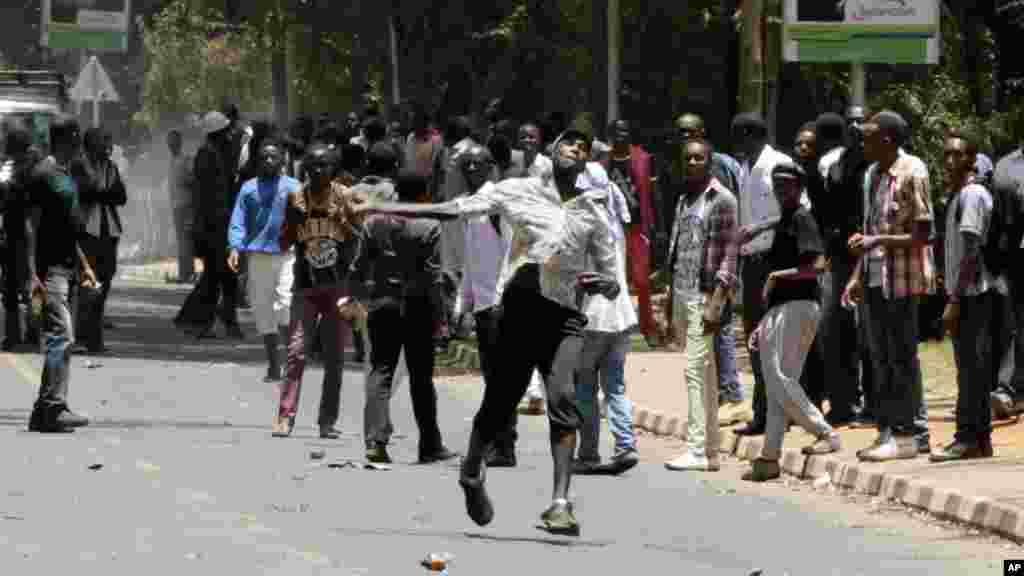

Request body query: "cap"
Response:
[201, 111, 231, 135]
[771, 161, 807, 181]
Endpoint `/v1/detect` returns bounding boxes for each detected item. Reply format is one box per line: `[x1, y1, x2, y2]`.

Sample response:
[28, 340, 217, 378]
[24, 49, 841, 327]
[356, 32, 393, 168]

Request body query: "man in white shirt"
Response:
[573, 171, 640, 475]
[732, 113, 795, 437]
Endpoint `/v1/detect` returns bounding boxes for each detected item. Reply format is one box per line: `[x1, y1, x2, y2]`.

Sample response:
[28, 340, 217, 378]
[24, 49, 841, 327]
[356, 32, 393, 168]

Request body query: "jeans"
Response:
[715, 302, 743, 403]
[576, 330, 636, 462]
[277, 285, 351, 428]
[364, 305, 443, 455]
[758, 300, 832, 460]
[37, 267, 74, 410]
[672, 294, 720, 461]
[952, 291, 995, 442]
[863, 289, 929, 440]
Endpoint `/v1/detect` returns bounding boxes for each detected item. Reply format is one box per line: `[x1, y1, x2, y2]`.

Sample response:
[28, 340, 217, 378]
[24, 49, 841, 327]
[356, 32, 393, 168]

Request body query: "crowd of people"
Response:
[3, 95, 1024, 538]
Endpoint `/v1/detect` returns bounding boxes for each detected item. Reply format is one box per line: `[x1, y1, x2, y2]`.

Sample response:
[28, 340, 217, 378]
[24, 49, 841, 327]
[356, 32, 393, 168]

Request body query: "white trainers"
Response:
[664, 451, 712, 471]
[858, 437, 917, 462]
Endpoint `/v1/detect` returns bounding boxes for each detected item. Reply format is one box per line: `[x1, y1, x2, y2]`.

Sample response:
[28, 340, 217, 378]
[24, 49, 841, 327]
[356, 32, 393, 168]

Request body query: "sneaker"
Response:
[929, 441, 988, 463]
[607, 450, 640, 474]
[572, 458, 601, 475]
[54, 408, 89, 429]
[319, 426, 342, 439]
[419, 447, 458, 464]
[365, 445, 392, 464]
[539, 501, 580, 536]
[992, 391, 1014, 420]
[802, 433, 841, 455]
[741, 458, 781, 482]
[858, 437, 917, 462]
[664, 451, 711, 471]
[458, 467, 494, 526]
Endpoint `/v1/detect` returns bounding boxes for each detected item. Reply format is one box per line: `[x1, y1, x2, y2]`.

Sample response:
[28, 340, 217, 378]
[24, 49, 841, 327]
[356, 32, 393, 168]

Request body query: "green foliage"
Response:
[136, 0, 273, 130]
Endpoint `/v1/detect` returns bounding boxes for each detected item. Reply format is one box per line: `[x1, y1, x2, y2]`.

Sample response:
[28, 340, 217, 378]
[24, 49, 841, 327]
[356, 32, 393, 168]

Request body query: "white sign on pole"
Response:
[70, 56, 121, 103]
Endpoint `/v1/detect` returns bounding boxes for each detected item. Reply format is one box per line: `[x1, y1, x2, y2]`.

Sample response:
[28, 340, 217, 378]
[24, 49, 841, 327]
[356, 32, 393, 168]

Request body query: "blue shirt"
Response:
[228, 175, 298, 254]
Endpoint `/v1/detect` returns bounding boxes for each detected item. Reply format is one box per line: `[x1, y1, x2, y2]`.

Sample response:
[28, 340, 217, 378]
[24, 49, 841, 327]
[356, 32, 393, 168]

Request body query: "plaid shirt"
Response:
[863, 150, 936, 299]
[668, 177, 739, 294]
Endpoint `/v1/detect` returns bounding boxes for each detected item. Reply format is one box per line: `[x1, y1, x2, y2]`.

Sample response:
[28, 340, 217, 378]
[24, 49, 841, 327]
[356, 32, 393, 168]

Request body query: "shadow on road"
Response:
[2, 282, 361, 368]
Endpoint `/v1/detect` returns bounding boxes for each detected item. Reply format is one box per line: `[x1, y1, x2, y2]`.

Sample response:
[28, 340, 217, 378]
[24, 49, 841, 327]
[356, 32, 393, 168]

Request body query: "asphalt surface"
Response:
[0, 281, 1007, 574]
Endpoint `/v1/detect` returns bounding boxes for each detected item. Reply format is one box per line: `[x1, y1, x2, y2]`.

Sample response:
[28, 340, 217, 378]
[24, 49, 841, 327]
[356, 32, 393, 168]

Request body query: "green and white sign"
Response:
[41, 0, 131, 52]
[783, 0, 940, 64]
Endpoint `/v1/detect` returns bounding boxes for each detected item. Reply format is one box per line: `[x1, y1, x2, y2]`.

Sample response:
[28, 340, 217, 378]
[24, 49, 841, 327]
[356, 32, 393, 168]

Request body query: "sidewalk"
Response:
[626, 338, 1024, 543]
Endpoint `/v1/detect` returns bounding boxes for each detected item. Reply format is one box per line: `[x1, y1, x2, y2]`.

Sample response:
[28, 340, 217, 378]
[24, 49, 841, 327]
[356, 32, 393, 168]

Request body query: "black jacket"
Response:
[357, 214, 444, 321]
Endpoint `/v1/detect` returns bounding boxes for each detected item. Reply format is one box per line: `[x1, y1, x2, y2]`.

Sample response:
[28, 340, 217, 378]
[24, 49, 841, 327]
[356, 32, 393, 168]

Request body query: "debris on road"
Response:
[87, 463, 104, 471]
[421, 552, 453, 571]
[309, 450, 326, 460]
[85, 360, 104, 369]
[325, 460, 392, 471]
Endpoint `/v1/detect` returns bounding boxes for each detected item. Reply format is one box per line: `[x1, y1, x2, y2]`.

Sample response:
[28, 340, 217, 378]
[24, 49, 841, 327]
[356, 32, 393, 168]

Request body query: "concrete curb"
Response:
[697, 434, 1024, 543]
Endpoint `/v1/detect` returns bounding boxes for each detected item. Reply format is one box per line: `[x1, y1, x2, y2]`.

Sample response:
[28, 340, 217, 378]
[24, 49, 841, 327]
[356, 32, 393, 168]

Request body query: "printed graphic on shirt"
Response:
[296, 215, 346, 270]
[673, 197, 707, 299]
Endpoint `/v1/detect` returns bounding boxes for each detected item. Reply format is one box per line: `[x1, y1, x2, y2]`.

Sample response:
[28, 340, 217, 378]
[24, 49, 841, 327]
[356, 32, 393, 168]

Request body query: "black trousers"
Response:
[952, 291, 996, 441]
[472, 284, 585, 446]
[77, 235, 118, 350]
[741, 254, 771, 426]
[2, 233, 25, 347]
[474, 306, 519, 454]
[364, 305, 443, 454]
[177, 233, 238, 329]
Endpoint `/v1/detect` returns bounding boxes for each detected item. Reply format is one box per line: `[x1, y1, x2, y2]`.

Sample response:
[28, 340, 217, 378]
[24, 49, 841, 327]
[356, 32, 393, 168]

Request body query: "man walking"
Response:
[360, 170, 457, 465]
[228, 138, 297, 383]
[992, 118, 1024, 418]
[274, 143, 363, 439]
[361, 123, 620, 536]
[663, 139, 738, 472]
[27, 116, 98, 432]
[844, 111, 934, 461]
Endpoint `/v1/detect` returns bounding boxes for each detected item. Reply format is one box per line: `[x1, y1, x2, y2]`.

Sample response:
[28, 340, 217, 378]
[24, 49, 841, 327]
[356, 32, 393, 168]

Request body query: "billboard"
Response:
[42, 0, 131, 52]
[784, 0, 940, 64]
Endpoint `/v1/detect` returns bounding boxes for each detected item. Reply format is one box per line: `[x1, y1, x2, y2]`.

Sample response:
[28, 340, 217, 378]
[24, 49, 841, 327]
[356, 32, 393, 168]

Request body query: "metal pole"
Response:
[93, 96, 101, 128]
[389, 15, 400, 106]
[607, 0, 620, 123]
[851, 62, 866, 107]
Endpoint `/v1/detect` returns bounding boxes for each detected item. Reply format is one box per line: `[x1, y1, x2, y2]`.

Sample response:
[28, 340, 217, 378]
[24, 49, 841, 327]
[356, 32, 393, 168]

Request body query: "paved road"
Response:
[0, 282, 1007, 574]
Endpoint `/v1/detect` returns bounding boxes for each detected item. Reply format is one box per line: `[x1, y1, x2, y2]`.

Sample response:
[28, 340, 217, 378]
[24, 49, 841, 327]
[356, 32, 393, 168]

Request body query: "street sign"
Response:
[70, 56, 120, 104]
[783, 0, 941, 64]
[41, 0, 131, 52]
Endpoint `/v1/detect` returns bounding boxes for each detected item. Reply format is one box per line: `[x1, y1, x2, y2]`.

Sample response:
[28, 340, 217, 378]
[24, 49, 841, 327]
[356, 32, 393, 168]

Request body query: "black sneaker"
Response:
[365, 445, 392, 464]
[539, 501, 580, 536]
[458, 466, 493, 526]
[572, 459, 601, 475]
[485, 450, 517, 468]
[55, 408, 89, 429]
[419, 447, 458, 464]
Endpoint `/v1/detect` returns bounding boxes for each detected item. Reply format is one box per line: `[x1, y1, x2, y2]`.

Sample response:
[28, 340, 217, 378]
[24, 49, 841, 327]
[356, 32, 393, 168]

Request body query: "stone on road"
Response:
[0, 282, 1007, 574]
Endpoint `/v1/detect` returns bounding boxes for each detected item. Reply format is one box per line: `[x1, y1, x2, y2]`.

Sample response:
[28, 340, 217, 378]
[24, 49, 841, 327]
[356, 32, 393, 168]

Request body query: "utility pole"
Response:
[738, 0, 765, 117]
[607, 0, 621, 124]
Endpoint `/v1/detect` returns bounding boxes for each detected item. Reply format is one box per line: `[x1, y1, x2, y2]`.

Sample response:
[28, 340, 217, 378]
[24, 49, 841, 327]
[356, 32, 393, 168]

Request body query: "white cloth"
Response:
[818, 146, 844, 181]
[458, 214, 510, 314]
[738, 145, 795, 255]
[443, 168, 618, 312]
[248, 251, 294, 334]
[526, 153, 554, 184]
[583, 181, 637, 333]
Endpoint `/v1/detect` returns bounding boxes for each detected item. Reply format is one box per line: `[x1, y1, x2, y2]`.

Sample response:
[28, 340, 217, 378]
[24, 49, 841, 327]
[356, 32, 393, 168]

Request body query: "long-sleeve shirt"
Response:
[582, 179, 637, 333]
[228, 175, 298, 254]
[668, 177, 739, 298]
[431, 164, 618, 312]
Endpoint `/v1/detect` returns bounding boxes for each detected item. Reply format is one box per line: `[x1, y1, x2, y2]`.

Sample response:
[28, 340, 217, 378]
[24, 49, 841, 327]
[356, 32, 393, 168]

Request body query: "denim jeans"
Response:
[715, 302, 743, 402]
[37, 267, 74, 409]
[576, 330, 636, 461]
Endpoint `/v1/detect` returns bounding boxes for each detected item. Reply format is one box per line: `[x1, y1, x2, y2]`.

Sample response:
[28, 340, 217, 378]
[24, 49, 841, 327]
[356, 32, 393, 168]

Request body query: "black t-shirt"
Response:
[766, 206, 823, 309]
[33, 157, 82, 273]
[286, 186, 362, 291]
[609, 158, 641, 224]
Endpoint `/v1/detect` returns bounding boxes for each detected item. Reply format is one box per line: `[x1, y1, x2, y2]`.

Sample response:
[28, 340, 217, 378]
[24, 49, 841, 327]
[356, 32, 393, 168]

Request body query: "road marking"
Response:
[0, 352, 39, 388]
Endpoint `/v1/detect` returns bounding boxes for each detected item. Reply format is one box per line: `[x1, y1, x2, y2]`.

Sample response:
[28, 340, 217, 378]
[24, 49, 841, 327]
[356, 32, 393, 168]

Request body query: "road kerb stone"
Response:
[924, 488, 963, 519]
[900, 481, 935, 510]
[880, 474, 911, 501]
[659, 415, 683, 437]
[780, 451, 806, 477]
[957, 495, 992, 526]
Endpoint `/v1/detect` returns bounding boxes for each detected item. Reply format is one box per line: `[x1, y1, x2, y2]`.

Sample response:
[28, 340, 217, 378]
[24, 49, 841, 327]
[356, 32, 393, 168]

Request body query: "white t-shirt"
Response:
[738, 145, 794, 255]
